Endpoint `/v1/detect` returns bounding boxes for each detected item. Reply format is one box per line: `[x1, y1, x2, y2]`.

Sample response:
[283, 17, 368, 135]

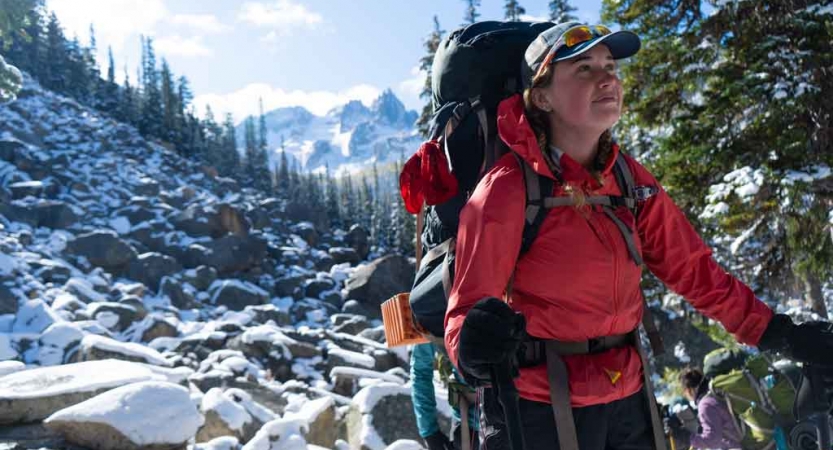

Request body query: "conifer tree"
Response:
[548, 0, 578, 23]
[43, 12, 66, 92]
[463, 0, 480, 25]
[416, 16, 444, 137]
[602, 0, 833, 317]
[139, 37, 163, 138]
[504, 0, 526, 21]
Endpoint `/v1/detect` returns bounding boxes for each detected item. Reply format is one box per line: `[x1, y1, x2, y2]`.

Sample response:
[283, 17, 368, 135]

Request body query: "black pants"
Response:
[479, 388, 655, 450]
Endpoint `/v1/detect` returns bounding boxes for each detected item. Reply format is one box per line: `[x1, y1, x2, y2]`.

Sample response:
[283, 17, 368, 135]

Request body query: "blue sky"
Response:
[45, 0, 602, 122]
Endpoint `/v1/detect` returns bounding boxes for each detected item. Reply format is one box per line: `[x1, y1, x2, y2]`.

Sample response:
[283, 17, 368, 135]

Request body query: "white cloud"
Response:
[46, 0, 167, 51]
[154, 35, 212, 58]
[396, 65, 426, 112]
[238, 0, 323, 29]
[520, 13, 551, 22]
[192, 83, 382, 122]
[168, 14, 232, 34]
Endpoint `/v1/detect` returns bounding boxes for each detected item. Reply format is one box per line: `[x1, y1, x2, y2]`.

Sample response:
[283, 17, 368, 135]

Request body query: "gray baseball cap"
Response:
[522, 22, 641, 88]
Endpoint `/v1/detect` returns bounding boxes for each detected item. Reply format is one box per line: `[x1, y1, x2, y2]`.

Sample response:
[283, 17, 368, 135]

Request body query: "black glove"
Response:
[663, 414, 690, 440]
[758, 314, 833, 367]
[424, 430, 454, 450]
[458, 297, 526, 382]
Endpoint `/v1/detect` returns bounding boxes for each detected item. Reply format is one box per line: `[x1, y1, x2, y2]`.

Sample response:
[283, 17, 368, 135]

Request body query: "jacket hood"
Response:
[496, 94, 620, 188]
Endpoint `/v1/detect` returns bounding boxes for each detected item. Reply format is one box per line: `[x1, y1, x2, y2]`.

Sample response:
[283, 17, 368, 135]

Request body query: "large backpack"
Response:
[403, 21, 661, 354]
[708, 353, 803, 450]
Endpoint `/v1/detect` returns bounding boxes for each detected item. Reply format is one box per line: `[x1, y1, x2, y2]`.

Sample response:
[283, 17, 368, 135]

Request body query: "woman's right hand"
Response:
[458, 297, 526, 382]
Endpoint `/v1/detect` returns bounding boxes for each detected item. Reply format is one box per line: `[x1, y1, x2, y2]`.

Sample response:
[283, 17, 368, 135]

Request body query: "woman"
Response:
[678, 368, 744, 450]
[443, 21, 833, 450]
[411, 342, 479, 450]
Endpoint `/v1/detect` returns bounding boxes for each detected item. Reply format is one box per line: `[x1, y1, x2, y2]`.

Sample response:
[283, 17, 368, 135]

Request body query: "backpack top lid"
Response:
[431, 21, 554, 110]
[703, 347, 749, 379]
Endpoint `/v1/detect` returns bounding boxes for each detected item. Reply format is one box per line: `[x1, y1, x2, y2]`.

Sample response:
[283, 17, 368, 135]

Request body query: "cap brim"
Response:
[553, 30, 641, 63]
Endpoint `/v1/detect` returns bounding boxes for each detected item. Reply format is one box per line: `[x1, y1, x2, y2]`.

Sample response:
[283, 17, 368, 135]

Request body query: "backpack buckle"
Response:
[633, 185, 658, 202]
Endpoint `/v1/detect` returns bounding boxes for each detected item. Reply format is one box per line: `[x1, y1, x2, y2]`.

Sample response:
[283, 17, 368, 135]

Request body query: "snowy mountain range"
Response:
[238, 90, 420, 174]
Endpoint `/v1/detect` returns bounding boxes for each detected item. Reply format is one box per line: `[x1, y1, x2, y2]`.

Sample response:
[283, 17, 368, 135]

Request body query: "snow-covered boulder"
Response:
[209, 280, 269, 311]
[346, 383, 425, 450]
[0, 360, 156, 424]
[12, 299, 62, 334]
[0, 360, 24, 377]
[126, 252, 182, 292]
[343, 255, 413, 316]
[285, 396, 338, 448]
[195, 436, 241, 450]
[44, 381, 203, 450]
[75, 334, 172, 367]
[196, 388, 260, 444]
[241, 417, 308, 450]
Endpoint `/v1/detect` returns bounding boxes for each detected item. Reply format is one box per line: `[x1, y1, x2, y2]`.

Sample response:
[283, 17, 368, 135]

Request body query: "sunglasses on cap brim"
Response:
[534, 25, 613, 80]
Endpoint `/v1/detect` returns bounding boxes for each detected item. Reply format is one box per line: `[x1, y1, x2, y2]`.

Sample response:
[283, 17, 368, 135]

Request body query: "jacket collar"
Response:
[496, 94, 619, 189]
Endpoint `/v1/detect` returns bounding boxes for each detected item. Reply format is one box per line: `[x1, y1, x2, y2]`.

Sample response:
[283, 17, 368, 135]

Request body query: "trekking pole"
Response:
[803, 365, 832, 450]
[816, 412, 831, 450]
[492, 361, 525, 450]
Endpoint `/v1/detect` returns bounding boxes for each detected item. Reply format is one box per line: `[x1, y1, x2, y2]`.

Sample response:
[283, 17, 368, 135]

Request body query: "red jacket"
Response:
[444, 94, 774, 407]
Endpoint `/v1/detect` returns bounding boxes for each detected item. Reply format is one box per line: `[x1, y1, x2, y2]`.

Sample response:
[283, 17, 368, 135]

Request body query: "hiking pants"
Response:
[479, 388, 655, 450]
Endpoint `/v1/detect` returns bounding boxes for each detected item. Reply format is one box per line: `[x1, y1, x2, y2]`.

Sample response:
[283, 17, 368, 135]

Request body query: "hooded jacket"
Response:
[444, 94, 774, 406]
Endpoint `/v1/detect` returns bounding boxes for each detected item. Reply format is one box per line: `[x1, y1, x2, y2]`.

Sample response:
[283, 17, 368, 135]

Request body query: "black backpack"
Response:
[407, 21, 662, 354]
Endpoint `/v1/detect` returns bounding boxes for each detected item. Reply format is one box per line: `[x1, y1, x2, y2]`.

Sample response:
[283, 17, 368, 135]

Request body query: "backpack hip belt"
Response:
[518, 330, 635, 367]
[518, 328, 665, 450]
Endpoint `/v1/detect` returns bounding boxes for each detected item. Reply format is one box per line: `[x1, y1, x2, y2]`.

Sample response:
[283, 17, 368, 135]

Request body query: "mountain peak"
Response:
[371, 89, 414, 129]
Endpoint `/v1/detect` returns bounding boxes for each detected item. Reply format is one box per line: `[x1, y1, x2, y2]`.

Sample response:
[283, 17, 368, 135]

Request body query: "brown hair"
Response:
[679, 367, 705, 391]
[522, 62, 614, 207]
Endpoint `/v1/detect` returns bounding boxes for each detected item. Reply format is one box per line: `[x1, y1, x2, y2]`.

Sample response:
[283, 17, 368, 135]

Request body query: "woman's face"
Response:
[536, 44, 623, 134]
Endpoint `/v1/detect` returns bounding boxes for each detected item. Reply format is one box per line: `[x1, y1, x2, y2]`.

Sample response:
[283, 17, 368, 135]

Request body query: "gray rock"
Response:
[343, 255, 413, 318]
[328, 247, 360, 266]
[183, 234, 267, 275]
[0, 360, 156, 424]
[209, 280, 269, 311]
[182, 265, 218, 291]
[332, 316, 370, 336]
[160, 277, 197, 309]
[244, 304, 291, 327]
[172, 203, 249, 238]
[140, 317, 179, 343]
[357, 326, 386, 344]
[290, 222, 319, 247]
[346, 225, 370, 260]
[226, 335, 292, 381]
[196, 388, 260, 444]
[89, 302, 139, 332]
[0, 283, 20, 315]
[67, 230, 137, 271]
[0, 199, 80, 230]
[304, 278, 336, 299]
[274, 274, 305, 299]
[347, 384, 436, 449]
[0, 138, 25, 162]
[127, 252, 182, 291]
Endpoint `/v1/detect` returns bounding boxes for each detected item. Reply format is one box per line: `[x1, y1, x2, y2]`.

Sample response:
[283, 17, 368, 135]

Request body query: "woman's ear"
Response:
[530, 88, 552, 113]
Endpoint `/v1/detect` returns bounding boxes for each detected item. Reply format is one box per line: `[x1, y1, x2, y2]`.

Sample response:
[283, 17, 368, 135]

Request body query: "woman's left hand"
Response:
[758, 314, 833, 367]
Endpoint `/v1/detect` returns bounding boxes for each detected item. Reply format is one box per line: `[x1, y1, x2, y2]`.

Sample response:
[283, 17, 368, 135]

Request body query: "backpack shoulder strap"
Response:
[514, 152, 558, 257]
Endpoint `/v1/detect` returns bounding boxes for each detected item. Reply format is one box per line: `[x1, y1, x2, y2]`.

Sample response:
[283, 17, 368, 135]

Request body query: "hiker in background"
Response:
[443, 21, 833, 450]
[666, 367, 743, 450]
[411, 342, 479, 450]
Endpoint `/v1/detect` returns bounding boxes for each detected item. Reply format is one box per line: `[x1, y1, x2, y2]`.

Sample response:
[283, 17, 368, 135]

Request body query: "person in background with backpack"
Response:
[665, 368, 743, 450]
[411, 342, 480, 450]
[442, 21, 833, 450]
